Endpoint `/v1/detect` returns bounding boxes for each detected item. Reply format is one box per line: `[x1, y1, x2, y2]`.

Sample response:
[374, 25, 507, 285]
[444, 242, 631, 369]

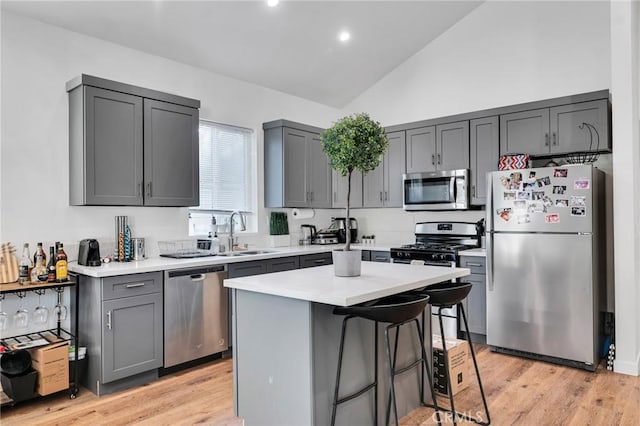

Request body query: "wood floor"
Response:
[1, 345, 639, 425]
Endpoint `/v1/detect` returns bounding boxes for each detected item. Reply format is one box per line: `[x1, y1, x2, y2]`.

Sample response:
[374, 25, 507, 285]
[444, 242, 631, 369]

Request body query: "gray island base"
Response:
[225, 262, 470, 425]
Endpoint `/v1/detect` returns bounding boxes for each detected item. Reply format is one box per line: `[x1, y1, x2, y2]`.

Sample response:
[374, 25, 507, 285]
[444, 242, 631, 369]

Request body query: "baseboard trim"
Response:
[614, 354, 640, 376]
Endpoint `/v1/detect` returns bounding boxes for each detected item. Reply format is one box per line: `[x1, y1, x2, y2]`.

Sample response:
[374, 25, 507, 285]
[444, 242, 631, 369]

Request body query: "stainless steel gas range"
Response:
[390, 221, 482, 337]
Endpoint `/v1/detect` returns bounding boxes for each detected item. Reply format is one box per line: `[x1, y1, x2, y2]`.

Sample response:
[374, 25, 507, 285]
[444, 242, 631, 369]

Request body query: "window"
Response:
[189, 120, 256, 236]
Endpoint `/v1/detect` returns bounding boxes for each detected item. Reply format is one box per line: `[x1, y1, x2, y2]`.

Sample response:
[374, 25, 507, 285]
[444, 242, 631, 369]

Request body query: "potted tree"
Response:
[320, 113, 389, 276]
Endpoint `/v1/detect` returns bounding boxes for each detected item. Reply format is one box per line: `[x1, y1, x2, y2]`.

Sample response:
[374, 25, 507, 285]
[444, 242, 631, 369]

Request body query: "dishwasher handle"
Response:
[190, 274, 205, 281]
[167, 265, 226, 278]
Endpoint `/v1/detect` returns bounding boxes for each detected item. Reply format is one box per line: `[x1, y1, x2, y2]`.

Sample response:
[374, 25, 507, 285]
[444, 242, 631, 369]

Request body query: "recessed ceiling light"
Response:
[338, 31, 351, 42]
[267, 0, 279, 7]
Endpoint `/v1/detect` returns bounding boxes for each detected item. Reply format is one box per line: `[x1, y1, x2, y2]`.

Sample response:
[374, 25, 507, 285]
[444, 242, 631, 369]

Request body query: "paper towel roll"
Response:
[291, 208, 315, 220]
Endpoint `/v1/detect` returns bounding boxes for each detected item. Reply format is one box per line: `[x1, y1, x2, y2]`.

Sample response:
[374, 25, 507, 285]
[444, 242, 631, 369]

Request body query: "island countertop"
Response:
[224, 261, 470, 306]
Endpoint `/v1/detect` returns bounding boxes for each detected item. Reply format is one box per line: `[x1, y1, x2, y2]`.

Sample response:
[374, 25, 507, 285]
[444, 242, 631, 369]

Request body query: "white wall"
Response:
[0, 11, 341, 259]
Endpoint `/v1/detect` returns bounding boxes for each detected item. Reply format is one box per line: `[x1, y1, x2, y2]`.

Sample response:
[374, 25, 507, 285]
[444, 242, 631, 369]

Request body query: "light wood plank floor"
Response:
[1, 345, 639, 425]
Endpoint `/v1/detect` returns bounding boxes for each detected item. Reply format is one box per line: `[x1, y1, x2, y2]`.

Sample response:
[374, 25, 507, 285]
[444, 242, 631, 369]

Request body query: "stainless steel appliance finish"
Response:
[300, 224, 316, 245]
[486, 164, 604, 370]
[131, 238, 145, 260]
[329, 217, 358, 243]
[403, 169, 469, 211]
[164, 265, 229, 367]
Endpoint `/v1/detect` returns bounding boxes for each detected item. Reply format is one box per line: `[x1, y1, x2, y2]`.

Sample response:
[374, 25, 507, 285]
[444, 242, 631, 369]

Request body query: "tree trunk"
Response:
[345, 169, 352, 251]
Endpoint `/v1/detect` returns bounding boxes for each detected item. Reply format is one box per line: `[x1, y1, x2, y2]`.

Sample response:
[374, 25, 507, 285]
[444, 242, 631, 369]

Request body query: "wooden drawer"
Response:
[102, 272, 163, 301]
[460, 257, 486, 275]
[299, 252, 333, 269]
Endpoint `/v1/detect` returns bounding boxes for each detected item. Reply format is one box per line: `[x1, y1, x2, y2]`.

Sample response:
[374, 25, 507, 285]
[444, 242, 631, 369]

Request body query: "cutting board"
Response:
[0, 243, 19, 284]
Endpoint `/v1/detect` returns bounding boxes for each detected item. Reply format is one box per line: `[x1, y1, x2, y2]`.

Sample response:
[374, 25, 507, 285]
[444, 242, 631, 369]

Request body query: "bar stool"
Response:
[331, 294, 441, 426]
[420, 282, 491, 426]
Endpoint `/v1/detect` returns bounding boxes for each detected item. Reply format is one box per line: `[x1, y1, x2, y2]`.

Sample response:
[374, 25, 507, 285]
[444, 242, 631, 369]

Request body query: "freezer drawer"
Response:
[487, 233, 596, 365]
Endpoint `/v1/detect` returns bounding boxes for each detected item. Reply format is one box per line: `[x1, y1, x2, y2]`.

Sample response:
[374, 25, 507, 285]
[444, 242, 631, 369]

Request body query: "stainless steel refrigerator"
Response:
[485, 164, 605, 371]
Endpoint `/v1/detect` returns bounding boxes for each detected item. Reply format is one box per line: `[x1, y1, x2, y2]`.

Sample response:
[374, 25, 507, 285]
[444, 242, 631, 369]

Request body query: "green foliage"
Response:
[320, 113, 389, 177]
[269, 212, 289, 235]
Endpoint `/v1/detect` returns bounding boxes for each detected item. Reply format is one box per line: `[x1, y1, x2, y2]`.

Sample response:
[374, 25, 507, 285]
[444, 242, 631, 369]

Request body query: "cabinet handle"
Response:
[305, 192, 309, 202]
[106, 311, 112, 330]
[552, 132, 557, 146]
[431, 154, 435, 165]
[544, 133, 550, 146]
[138, 182, 142, 197]
[125, 283, 145, 288]
[374, 256, 388, 261]
[437, 154, 441, 165]
[466, 262, 483, 267]
[310, 192, 313, 202]
[379, 191, 383, 202]
[472, 185, 476, 197]
[384, 191, 388, 201]
[146, 182, 152, 197]
[314, 259, 326, 264]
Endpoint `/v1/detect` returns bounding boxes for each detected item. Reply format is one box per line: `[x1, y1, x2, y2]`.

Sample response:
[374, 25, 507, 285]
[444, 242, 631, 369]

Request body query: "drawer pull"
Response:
[106, 311, 112, 330]
[125, 283, 146, 288]
[374, 256, 388, 261]
[314, 259, 326, 263]
[466, 262, 483, 267]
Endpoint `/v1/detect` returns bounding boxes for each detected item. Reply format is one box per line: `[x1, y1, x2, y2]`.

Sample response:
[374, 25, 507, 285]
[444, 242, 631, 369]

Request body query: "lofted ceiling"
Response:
[1, 1, 482, 108]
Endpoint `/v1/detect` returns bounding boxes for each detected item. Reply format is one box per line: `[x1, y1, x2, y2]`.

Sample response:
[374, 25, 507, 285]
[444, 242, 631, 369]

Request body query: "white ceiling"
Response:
[2, 1, 482, 108]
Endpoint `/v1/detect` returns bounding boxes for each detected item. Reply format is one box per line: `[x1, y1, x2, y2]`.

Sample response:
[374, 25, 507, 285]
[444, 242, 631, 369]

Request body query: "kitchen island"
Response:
[225, 261, 470, 425]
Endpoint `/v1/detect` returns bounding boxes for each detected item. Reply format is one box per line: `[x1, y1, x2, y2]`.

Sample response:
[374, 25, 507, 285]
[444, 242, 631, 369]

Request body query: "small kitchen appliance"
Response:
[300, 225, 316, 245]
[330, 218, 358, 244]
[402, 169, 469, 211]
[78, 239, 101, 267]
[311, 229, 339, 245]
[131, 238, 146, 261]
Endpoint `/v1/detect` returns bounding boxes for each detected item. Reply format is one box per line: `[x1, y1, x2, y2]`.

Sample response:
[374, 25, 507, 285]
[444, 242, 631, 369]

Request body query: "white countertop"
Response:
[224, 262, 470, 306]
[68, 244, 396, 277]
[458, 248, 486, 257]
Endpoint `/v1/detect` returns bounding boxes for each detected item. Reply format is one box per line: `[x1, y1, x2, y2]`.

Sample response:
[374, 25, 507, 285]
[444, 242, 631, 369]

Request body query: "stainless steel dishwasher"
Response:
[164, 265, 228, 367]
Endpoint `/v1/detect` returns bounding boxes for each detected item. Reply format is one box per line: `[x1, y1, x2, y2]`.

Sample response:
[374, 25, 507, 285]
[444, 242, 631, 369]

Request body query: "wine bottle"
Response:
[47, 246, 56, 282]
[55, 243, 68, 282]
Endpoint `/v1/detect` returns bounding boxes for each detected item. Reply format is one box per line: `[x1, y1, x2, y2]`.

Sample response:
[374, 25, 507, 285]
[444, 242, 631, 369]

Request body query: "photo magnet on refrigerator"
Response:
[574, 178, 590, 189]
[571, 207, 586, 217]
[555, 199, 569, 207]
[553, 169, 568, 178]
[497, 208, 512, 222]
[545, 214, 560, 223]
[570, 196, 586, 207]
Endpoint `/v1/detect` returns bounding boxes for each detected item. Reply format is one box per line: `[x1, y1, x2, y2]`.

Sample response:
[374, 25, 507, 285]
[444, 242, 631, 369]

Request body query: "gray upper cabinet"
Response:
[143, 99, 199, 207]
[406, 126, 436, 173]
[500, 100, 610, 157]
[405, 121, 468, 173]
[264, 120, 331, 208]
[363, 131, 405, 208]
[469, 116, 499, 206]
[332, 169, 363, 209]
[437, 121, 470, 171]
[67, 74, 200, 207]
[549, 100, 609, 155]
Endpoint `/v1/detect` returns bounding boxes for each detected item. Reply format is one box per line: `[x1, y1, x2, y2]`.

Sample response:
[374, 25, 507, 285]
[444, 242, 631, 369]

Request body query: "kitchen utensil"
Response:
[0, 243, 19, 284]
[0, 349, 32, 375]
[131, 238, 146, 261]
[300, 225, 316, 245]
[78, 239, 101, 266]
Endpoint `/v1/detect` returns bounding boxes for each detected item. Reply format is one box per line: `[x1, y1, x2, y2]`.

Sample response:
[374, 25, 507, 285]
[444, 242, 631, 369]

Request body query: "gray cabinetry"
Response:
[369, 251, 390, 263]
[500, 99, 609, 156]
[299, 252, 333, 268]
[405, 121, 468, 173]
[68, 75, 200, 207]
[363, 131, 406, 208]
[406, 126, 436, 173]
[469, 116, 499, 206]
[267, 256, 300, 273]
[332, 169, 363, 209]
[228, 261, 268, 278]
[264, 121, 331, 208]
[459, 256, 486, 338]
[78, 271, 163, 395]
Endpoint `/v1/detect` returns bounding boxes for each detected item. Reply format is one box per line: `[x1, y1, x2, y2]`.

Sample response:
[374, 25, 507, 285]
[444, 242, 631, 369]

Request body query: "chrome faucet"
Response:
[228, 211, 246, 251]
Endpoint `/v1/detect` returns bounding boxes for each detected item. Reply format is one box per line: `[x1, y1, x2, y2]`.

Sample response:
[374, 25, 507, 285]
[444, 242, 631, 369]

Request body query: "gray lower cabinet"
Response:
[500, 99, 609, 157]
[68, 75, 200, 207]
[264, 121, 332, 208]
[363, 131, 405, 207]
[228, 260, 268, 278]
[469, 116, 499, 206]
[370, 250, 390, 263]
[267, 256, 300, 273]
[78, 271, 163, 395]
[299, 252, 333, 268]
[459, 256, 486, 337]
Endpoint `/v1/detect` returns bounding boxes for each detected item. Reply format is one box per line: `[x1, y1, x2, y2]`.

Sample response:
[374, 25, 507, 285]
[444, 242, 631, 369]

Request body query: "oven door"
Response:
[402, 170, 469, 211]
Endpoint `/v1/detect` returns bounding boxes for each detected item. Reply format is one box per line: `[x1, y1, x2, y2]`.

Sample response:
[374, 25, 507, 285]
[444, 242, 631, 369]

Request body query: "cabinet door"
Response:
[361, 250, 371, 261]
[499, 108, 550, 156]
[470, 116, 499, 206]
[384, 131, 406, 207]
[143, 100, 199, 206]
[370, 251, 390, 263]
[307, 134, 332, 208]
[332, 170, 363, 209]
[465, 274, 487, 336]
[437, 121, 469, 171]
[363, 157, 385, 208]
[550, 100, 609, 155]
[406, 127, 436, 173]
[102, 293, 163, 383]
[283, 128, 309, 207]
[299, 252, 333, 268]
[228, 261, 268, 278]
[266, 256, 300, 273]
[84, 86, 143, 205]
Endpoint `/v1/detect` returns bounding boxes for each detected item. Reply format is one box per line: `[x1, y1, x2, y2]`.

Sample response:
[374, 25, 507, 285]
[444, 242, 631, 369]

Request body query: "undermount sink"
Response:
[217, 250, 275, 257]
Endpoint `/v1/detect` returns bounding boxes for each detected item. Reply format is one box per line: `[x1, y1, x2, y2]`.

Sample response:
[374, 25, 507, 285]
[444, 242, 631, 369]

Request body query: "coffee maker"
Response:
[330, 218, 358, 244]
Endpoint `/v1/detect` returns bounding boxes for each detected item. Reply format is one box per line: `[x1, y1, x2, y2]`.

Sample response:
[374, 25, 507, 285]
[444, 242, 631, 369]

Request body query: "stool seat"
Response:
[334, 294, 430, 323]
[418, 282, 472, 307]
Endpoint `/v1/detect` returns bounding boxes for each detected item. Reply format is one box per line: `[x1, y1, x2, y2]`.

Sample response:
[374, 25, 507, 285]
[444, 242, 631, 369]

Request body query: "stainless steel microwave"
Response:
[402, 169, 469, 211]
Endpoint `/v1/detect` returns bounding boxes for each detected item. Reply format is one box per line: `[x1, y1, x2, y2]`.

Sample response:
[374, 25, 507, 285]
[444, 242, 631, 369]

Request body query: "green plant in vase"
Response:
[321, 113, 388, 276]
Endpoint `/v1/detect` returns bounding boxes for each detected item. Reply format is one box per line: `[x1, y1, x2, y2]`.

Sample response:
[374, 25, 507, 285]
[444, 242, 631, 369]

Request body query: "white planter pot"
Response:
[332, 249, 362, 277]
[269, 235, 290, 247]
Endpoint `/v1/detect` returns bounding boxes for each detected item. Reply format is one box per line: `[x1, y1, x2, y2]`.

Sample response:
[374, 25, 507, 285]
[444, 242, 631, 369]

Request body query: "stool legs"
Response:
[438, 306, 459, 425]
[331, 316, 379, 426]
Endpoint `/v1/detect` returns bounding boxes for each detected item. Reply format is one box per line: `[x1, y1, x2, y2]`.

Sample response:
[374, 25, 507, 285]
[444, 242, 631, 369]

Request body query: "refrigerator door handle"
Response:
[486, 171, 494, 291]
[487, 232, 494, 291]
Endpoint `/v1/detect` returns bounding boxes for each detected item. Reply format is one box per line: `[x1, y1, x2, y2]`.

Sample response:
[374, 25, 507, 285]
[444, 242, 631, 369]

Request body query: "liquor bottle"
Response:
[18, 243, 33, 284]
[33, 242, 46, 269]
[31, 252, 48, 282]
[47, 246, 56, 282]
[55, 243, 68, 283]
